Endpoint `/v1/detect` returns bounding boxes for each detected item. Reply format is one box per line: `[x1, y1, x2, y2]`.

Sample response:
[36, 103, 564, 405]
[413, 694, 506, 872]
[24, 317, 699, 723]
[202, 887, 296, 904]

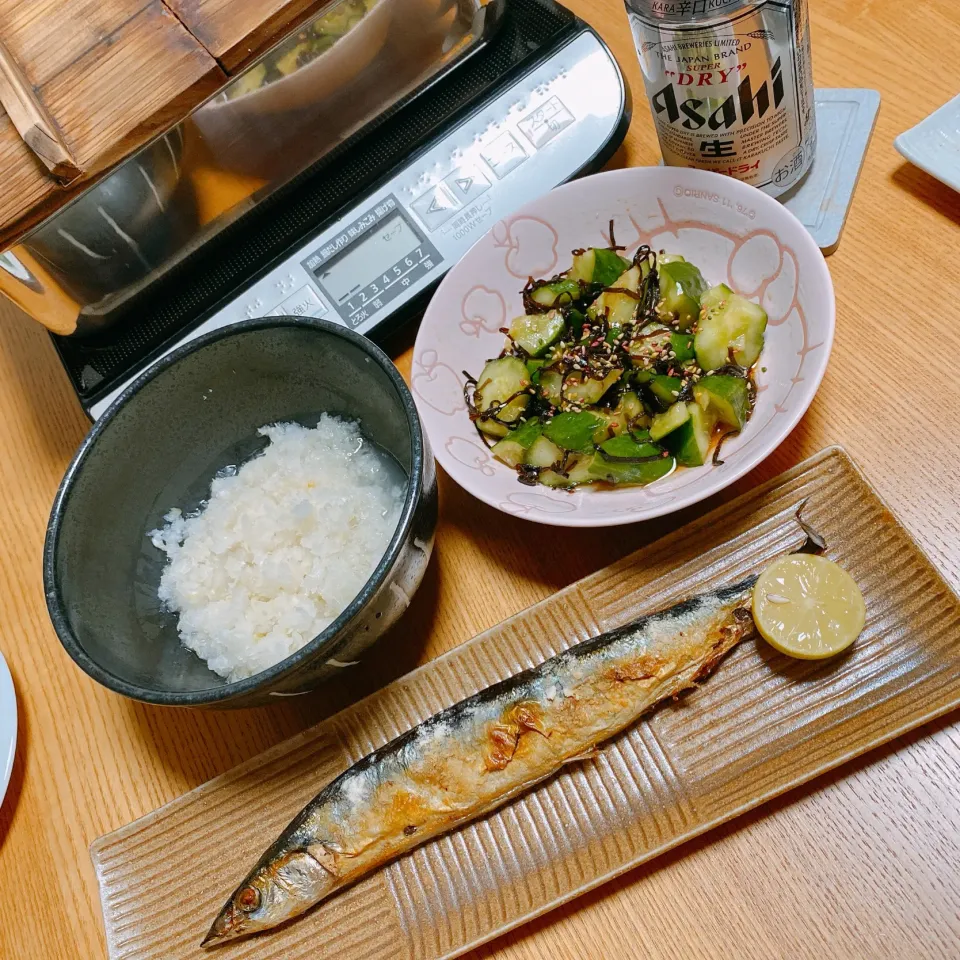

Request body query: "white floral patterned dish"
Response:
[412, 167, 835, 527]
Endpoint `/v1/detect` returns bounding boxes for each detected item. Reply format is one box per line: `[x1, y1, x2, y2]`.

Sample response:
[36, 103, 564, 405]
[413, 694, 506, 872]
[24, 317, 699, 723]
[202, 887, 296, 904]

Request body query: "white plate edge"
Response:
[0, 649, 17, 809]
[894, 93, 960, 193]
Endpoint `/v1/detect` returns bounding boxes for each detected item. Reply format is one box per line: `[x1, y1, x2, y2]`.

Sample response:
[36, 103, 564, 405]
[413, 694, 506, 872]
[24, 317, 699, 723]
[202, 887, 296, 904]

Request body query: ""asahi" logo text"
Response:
[651, 57, 784, 130]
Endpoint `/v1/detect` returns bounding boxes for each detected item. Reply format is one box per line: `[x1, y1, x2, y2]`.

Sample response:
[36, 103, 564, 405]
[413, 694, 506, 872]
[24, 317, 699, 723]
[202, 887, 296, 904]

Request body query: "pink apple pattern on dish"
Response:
[445, 437, 497, 477]
[460, 285, 507, 338]
[411, 349, 465, 417]
[730, 234, 782, 299]
[500, 491, 579, 516]
[492, 217, 560, 279]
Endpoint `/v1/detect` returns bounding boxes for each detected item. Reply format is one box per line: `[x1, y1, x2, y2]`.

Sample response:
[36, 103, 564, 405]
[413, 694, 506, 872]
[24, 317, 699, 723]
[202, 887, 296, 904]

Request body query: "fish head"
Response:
[202, 846, 335, 947]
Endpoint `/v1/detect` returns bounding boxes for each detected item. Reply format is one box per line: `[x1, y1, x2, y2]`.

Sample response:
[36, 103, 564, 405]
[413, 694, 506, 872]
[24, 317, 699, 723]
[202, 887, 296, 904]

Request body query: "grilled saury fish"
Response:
[204, 574, 766, 945]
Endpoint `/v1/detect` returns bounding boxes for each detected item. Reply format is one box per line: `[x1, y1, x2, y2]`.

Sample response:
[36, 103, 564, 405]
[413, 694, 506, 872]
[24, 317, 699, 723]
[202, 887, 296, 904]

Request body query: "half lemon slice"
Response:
[752, 554, 865, 660]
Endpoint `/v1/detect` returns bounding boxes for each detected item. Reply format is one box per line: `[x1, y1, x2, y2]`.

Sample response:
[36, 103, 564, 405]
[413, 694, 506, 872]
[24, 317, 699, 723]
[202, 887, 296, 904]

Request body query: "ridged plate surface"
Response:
[91, 447, 960, 960]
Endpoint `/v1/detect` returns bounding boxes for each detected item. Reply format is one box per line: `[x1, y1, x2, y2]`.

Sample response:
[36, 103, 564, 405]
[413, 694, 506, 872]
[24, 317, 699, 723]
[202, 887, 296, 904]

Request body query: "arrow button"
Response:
[445, 167, 491, 203]
[411, 184, 462, 231]
[427, 194, 453, 214]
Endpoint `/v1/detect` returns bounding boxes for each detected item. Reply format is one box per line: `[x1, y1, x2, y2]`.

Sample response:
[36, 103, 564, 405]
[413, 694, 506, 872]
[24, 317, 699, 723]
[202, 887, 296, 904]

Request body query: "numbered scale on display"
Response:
[305, 199, 440, 328]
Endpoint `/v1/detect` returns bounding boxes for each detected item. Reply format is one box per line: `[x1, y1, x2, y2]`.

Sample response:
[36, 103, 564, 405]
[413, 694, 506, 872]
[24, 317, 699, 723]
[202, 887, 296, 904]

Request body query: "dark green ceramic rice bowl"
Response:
[44, 317, 437, 708]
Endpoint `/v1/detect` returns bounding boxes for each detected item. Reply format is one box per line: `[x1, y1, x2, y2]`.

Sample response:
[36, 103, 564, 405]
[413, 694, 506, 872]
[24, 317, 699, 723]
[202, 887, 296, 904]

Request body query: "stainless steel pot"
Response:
[23, 128, 193, 333]
[0, 0, 504, 337]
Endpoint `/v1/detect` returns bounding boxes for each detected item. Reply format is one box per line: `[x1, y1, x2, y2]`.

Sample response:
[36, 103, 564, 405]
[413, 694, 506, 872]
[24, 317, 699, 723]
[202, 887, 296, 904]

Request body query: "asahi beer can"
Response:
[625, 0, 816, 196]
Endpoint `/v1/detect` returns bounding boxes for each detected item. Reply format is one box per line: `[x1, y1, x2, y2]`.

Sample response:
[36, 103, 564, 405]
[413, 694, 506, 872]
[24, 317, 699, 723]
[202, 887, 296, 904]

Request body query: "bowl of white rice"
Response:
[44, 317, 436, 708]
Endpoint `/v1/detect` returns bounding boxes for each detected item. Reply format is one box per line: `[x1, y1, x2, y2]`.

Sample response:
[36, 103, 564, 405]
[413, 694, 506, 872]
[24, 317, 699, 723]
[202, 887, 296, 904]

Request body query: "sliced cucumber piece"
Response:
[694, 375, 750, 430]
[619, 391, 645, 423]
[565, 454, 598, 486]
[604, 291, 640, 329]
[628, 323, 671, 367]
[508, 310, 567, 357]
[623, 395, 652, 437]
[529, 279, 581, 309]
[588, 435, 675, 486]
[695, 283, 768, 371]
[590, 391, 647, 444]
[543, 411, 602, 451]
[650, 402, 691, 442]
[563, 369, 622, 406]
[596, 434, 665, 460]
[663, 402, 717, 467]
[567, 249, 596, 285]
[538, 469, 572, 488]
[492, 439, 525, 469]
[591, 409, 626, 444]
[592, 248, 632, 287]
[699, 284, 730, 312]
[568, 248, 631, 287]
[474, 357, 530, 438]
[512, 417, 545, 446]
[615, 264, 643, 293]
[647, 374, 684, 411]
[524, 435, 563, 469]
[526, 358, 545, 380]
[605, 264, 641, 294]
[626, 418, 652, 437]
[657, 258, 708, 331]
[540, 452, 595, 488]
[587, 265, 642, 327]
[491, 418, 543, 468]
[539, 368, 562, 405]
[670, 332, 696, 364]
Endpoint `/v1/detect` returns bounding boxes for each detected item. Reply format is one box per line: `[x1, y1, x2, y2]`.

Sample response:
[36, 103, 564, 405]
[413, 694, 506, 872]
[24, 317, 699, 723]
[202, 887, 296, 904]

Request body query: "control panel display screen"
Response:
[303, 196, 441, 328]
[320, 215, 421, 304]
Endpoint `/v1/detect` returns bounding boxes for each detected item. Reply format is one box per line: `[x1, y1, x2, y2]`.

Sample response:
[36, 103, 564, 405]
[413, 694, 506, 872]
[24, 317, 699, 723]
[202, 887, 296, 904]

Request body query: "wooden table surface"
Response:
[1, 0, 959, 957]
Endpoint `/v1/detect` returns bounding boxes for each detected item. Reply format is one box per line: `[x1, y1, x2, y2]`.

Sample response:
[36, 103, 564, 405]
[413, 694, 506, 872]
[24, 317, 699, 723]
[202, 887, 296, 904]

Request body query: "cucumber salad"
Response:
[464, 235, 768, 489]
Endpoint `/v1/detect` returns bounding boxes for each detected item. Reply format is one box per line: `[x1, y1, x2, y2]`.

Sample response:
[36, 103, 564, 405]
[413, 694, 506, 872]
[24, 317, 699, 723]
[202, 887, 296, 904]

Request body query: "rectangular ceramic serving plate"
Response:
[895, 93, 960, 194]
[91, 447, 960, 960]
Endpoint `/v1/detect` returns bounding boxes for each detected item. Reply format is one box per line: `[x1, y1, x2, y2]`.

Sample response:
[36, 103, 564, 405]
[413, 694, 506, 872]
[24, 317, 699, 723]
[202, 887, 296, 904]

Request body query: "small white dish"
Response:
[412, 167, 835, 527]
[0, 649, 15, 809]
[895, 94, 960, 193]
